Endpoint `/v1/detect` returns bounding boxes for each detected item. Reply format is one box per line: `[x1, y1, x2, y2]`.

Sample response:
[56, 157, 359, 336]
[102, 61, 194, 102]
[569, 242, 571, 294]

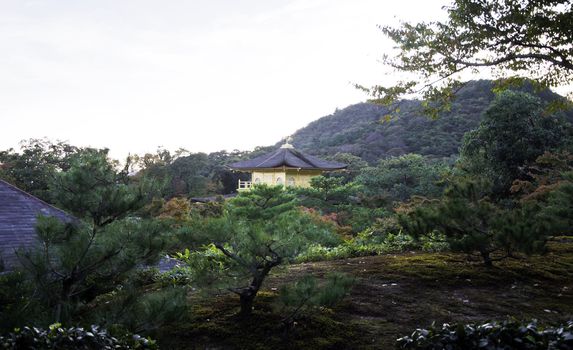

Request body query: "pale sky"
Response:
[0, 0, 448, 158]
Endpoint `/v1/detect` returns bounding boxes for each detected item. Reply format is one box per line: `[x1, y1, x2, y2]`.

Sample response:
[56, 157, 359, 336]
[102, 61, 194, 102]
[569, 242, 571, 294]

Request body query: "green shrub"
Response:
[296, 232, 448, 263]
[156, 266, 193, 287]
[0, 323, 157, 349]
[396, 319, 573, 350]
[299, 241, 394, 262]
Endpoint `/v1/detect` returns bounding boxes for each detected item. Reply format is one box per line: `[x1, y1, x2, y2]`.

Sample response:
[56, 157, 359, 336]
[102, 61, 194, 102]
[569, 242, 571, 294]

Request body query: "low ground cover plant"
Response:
[296, 232, 448, 263]
[0, 324, 156, 350]
[396, 319, 573, 350]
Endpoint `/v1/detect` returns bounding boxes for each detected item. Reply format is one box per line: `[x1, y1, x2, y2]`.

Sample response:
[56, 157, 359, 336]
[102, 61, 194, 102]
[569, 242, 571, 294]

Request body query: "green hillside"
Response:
[287, 80, 572, 163]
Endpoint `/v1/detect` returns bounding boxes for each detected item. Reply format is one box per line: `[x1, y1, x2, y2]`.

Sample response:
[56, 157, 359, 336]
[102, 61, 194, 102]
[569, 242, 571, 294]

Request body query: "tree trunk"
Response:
[480, 250, 493, 267]
[55, 276, 73, 322]
[239, 291, 256, 318]
[237, 261, 279, 318]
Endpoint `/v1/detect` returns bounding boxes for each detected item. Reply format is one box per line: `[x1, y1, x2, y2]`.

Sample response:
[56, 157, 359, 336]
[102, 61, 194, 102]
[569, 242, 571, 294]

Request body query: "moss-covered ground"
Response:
[156, 237, 573, 349]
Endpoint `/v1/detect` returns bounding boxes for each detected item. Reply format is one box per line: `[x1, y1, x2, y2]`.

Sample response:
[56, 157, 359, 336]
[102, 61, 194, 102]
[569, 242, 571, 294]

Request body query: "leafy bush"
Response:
[0, 323, 156, 349]
[156, 266, 194, 287]
[396, 319, 573, 350]
[296, 232, 448, 263]
[296, 242, 389, 262]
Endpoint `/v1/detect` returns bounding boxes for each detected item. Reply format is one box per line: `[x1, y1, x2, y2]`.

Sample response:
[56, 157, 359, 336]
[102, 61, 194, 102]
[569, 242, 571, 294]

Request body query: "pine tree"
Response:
[17, 149, 170, 322]
[178, 185, 339, 317]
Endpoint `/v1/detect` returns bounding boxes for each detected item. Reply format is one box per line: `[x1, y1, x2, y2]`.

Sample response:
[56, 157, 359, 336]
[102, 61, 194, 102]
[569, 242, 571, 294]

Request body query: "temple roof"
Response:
[0, 179, 75, 270]
[229, 145, 347, 171]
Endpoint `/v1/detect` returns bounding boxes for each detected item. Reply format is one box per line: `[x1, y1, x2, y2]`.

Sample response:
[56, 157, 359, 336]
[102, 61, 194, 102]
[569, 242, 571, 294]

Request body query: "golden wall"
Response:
[250, 169, 322, 188]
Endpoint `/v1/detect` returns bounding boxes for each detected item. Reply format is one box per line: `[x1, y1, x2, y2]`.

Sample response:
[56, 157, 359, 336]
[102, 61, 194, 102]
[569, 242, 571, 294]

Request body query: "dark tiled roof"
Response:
[0, 180, 75, 270]
[229, 147, 347, 171]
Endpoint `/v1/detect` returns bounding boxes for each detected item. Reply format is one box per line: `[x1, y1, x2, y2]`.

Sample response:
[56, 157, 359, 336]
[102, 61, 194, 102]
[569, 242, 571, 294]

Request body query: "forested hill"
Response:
[286, 80, 573, 163]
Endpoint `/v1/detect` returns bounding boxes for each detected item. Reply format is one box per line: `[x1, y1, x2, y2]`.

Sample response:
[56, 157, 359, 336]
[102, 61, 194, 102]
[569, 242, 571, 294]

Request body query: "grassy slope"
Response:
[158, 238, 573, 349]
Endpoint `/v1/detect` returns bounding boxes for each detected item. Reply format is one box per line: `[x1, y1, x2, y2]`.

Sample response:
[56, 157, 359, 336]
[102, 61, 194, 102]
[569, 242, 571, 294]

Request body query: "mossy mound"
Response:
[156, 237, 573, 349]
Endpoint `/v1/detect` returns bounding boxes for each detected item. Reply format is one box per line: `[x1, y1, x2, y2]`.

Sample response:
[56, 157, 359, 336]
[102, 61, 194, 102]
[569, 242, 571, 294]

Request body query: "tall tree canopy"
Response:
[459, 91, 566, 194]
[363, 0, 573, 116]
[0, 139, 79, 202]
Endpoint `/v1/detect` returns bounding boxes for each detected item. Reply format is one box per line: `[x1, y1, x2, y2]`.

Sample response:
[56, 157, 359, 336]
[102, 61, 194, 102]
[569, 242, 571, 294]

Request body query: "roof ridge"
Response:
[253, 148, 282, 168]
[290, 148, 317, 167]
[0, 179, 76, 221]
[282, 148, 288, 165]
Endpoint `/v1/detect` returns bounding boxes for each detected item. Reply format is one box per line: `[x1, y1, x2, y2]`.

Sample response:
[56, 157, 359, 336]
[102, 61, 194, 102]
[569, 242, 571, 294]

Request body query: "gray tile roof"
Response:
[0, 179, 75, 270]
[229, 147, 347, 171]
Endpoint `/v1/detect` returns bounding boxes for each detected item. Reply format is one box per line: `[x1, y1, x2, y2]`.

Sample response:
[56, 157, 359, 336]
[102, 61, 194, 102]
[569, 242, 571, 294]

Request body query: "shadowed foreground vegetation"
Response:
[156, 238, 573, 349]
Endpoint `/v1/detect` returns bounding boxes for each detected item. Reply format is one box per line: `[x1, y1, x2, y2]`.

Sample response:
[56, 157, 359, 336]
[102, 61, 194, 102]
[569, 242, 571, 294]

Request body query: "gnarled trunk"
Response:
[237, 259, 281, 318]
[239, 291, 256, 318]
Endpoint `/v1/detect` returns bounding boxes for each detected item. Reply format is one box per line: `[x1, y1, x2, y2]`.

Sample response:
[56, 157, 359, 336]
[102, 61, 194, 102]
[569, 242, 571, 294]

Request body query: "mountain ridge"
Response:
[278, 80, 572, 163]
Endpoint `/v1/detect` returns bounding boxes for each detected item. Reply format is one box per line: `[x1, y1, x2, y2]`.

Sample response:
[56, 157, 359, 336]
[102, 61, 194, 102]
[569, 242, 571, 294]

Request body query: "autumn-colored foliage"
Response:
[159, 197, 192, 222]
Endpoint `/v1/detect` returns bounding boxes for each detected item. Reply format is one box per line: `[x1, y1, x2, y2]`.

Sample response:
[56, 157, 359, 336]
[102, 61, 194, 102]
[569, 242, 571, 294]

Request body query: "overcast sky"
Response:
[0, 0, 448, 158]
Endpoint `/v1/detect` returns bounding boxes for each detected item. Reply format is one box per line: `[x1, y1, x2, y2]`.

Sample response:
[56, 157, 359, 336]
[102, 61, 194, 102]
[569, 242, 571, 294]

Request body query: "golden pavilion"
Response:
[230, 139, 347, 191]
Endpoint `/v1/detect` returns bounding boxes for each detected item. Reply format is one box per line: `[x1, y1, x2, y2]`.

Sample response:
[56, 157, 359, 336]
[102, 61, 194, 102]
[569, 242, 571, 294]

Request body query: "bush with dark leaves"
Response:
[0, 323, 157, 349]
[396, 320, 573, 350]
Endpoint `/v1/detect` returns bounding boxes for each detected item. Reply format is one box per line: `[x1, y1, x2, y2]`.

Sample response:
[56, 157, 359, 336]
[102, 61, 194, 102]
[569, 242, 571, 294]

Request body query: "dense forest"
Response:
[1, 1, 573, 349]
